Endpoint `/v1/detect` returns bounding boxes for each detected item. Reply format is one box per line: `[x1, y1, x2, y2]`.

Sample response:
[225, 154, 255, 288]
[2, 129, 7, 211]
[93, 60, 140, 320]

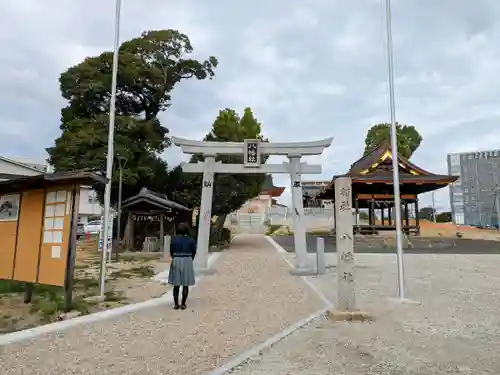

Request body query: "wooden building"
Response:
[316, 142, 459, 235]
[121, 188, 191, 251]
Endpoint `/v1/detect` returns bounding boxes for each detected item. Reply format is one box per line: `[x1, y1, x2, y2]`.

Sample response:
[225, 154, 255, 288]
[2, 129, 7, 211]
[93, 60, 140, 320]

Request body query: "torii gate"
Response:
[172, 137, 333, 274]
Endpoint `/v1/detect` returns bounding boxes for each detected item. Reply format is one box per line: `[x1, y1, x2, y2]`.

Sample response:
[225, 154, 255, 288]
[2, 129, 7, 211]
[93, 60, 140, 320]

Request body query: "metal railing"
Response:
[265, 206, 334, 217]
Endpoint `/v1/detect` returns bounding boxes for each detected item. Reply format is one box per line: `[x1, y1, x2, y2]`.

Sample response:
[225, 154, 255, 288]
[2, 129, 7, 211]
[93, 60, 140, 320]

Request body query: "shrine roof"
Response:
[315, 142, 458, 199]
[122, 188, 190, 212]
[348, 141, 431, 176]
[261, 175, 285, 196]
[0, 169, 106, 194]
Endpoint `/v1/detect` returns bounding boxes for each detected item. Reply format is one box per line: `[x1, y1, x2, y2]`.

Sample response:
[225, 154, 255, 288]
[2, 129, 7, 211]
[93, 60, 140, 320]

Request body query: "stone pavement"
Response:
[230, 253, 500, 374]
[0, 235, 325, 375]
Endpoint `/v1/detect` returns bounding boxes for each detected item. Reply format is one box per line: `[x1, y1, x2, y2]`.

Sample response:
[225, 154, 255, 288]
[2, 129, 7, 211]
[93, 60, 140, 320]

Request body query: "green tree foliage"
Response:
[418, 206, 436, 221]
[363, 123, 423, 159]
[358, 211, 369, 221]
[435, 211, 452, 223]
[170, 107, 268, 240]
[46, 29, 218, 202]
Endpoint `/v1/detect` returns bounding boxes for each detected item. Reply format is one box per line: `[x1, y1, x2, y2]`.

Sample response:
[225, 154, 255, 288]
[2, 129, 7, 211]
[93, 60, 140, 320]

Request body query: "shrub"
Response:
[221, 228, 232, 244]
[265, 224, 281, 236]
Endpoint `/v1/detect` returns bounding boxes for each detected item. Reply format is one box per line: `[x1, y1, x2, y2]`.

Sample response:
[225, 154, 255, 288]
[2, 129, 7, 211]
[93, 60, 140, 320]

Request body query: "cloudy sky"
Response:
[1, 0, 499, 210]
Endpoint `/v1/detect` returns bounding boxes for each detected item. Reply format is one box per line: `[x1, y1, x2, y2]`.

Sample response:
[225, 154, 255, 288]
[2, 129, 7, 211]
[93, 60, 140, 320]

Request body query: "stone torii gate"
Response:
[172, 137, 333, 274]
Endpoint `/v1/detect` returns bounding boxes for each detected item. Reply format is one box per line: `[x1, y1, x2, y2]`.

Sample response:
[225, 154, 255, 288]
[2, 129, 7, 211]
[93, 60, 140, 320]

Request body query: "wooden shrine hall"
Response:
[316, 142, 458, 235]
[121, 188, 191, 251]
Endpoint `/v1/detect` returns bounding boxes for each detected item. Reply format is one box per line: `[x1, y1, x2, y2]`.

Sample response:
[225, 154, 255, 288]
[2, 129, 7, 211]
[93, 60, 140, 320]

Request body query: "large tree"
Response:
[419, 206, 436, 221]
[47, 29, 218, 201]
[170, 107, 268, 240]
[363, 123, 422, 159]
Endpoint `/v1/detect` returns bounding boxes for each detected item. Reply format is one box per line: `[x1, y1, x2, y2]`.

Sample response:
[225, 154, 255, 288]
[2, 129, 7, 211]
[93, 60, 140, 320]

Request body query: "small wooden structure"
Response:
[316, 142, 458, 235]
[0, 170, 105, 310]
[121, 188, 191, 251]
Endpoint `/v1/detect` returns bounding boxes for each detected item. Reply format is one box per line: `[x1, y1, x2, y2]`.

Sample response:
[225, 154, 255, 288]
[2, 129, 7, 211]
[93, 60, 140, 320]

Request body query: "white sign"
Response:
[98, 213, 114, 252]
[0, 194, 20, 221]
[244, 139, 261, 167]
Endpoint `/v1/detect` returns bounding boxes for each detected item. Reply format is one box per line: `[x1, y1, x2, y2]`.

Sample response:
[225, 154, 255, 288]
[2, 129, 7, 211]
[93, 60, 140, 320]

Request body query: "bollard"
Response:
[316, 237, 326, 275]
[163, 235, 171, 261]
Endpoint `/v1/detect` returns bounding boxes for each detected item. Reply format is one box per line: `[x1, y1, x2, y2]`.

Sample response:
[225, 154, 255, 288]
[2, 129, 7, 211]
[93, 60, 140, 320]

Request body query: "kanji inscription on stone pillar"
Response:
[335, 177, 356, 311]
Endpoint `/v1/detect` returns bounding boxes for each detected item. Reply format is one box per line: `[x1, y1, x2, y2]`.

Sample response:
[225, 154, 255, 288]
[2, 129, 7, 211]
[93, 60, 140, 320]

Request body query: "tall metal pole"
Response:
[431, 191, 437, 223]
[99, 0, 122, 298]
[385, 0, 406, 300]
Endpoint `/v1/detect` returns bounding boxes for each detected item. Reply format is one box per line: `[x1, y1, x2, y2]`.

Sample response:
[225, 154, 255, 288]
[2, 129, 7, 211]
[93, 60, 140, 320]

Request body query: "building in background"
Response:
[302, 180, 333, 208]
[0, 156, 102, 224]
[238, 175, 285, 214]
[447, 150, 500, 226]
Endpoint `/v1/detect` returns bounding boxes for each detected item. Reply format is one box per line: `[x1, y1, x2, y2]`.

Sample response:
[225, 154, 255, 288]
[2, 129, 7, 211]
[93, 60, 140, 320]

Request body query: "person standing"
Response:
[168, 222, 197, 309]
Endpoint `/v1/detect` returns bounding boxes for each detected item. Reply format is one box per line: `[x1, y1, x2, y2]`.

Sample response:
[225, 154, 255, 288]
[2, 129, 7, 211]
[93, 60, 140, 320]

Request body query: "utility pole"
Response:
[115, 156, 127, 261]
[431, 191, 437, 223]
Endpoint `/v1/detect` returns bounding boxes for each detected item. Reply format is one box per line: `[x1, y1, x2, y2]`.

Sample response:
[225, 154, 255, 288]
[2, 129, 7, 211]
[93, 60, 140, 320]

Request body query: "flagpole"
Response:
[385, 0, 406, 300]
[99, 0, 122, 298]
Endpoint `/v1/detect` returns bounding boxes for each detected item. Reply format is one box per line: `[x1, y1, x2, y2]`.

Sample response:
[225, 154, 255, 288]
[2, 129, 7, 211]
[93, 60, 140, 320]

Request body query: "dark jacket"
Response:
[170, 235, 197, 259]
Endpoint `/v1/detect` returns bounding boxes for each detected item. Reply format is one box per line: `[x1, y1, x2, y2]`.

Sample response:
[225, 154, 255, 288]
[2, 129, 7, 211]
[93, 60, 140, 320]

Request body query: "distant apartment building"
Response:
[302, 180, 333, 208]
[447, 150, 500, 226]
[0, 156, 102, 224]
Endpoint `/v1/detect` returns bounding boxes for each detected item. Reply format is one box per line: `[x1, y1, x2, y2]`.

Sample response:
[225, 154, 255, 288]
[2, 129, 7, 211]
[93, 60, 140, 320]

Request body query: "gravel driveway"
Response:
[0, 235, 325, 375]
[230, 253, 500, 374]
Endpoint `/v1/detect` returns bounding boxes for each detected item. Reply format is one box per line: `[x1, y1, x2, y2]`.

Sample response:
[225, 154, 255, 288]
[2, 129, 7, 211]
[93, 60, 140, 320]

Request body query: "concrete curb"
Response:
[0, 252, 221, 346]
[206, 236, 333, 375]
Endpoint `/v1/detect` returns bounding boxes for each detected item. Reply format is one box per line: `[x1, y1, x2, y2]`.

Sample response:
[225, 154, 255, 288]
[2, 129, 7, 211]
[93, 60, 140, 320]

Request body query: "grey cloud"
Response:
[1, 0, 499, 210]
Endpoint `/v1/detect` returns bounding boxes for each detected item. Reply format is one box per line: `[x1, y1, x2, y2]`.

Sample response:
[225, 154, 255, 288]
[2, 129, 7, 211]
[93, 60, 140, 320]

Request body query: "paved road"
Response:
[273, 234, 500, 254]
[1, 235, 325, 375]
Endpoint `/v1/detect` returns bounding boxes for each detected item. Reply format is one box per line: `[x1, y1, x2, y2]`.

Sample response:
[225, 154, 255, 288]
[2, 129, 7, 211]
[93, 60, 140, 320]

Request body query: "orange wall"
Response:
[0, 220, 17, 280]
[37, 187, 74, 287]
[0, 185, 77, 287]
[13, 190, 45, 283]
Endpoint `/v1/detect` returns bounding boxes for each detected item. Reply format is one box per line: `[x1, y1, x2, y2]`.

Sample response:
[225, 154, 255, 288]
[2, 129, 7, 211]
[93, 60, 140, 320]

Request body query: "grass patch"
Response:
[111, 265, 155, 279]
[0, 259, 159, 331]
[265, 224, 282, 236]
[308, 230, 333, 236]
[104, 290, 126, 302]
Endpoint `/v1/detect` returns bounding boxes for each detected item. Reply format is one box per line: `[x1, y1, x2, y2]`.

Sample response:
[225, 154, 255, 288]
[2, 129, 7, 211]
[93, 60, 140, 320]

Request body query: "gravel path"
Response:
[1, 235, 324, 375]
[231, 253, 500, 374]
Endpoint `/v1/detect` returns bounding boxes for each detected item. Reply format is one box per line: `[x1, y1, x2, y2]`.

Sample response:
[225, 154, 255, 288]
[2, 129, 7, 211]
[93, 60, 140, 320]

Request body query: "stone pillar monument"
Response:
[334, 176, 356, 311]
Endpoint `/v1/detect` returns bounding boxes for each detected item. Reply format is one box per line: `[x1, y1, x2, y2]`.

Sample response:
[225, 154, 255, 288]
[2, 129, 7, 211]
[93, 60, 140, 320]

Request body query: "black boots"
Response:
[173, 286, 189, 310]
[181, 287, 189, 309]
[173, 286, 180, 309]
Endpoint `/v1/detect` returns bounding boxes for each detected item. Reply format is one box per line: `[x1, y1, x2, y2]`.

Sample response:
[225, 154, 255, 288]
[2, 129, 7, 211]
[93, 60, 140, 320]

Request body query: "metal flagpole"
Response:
[384, 0, 406, 300]
[99, 0, 122, 298]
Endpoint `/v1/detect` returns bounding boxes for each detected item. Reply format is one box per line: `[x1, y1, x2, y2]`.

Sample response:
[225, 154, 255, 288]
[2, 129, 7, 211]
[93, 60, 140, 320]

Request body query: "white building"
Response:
[0, 156, 102, 224]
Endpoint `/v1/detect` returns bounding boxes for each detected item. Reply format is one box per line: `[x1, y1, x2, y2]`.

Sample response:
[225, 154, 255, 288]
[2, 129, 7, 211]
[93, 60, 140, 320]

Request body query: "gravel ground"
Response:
[0, 235, 324, 375]
[230, 253, 500, 374]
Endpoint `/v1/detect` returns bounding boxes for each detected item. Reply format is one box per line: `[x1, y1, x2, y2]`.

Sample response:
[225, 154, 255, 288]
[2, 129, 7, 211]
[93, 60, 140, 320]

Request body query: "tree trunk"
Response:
[212, 214, 227, 244]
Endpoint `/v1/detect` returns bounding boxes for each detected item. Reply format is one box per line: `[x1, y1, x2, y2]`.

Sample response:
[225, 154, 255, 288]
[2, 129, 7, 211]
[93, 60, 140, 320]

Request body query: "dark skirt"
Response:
[168, 257, 196, 286]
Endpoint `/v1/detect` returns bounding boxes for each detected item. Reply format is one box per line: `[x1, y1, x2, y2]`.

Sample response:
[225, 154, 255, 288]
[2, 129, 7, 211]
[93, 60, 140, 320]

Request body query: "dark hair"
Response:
[177, 222, 191, 236]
